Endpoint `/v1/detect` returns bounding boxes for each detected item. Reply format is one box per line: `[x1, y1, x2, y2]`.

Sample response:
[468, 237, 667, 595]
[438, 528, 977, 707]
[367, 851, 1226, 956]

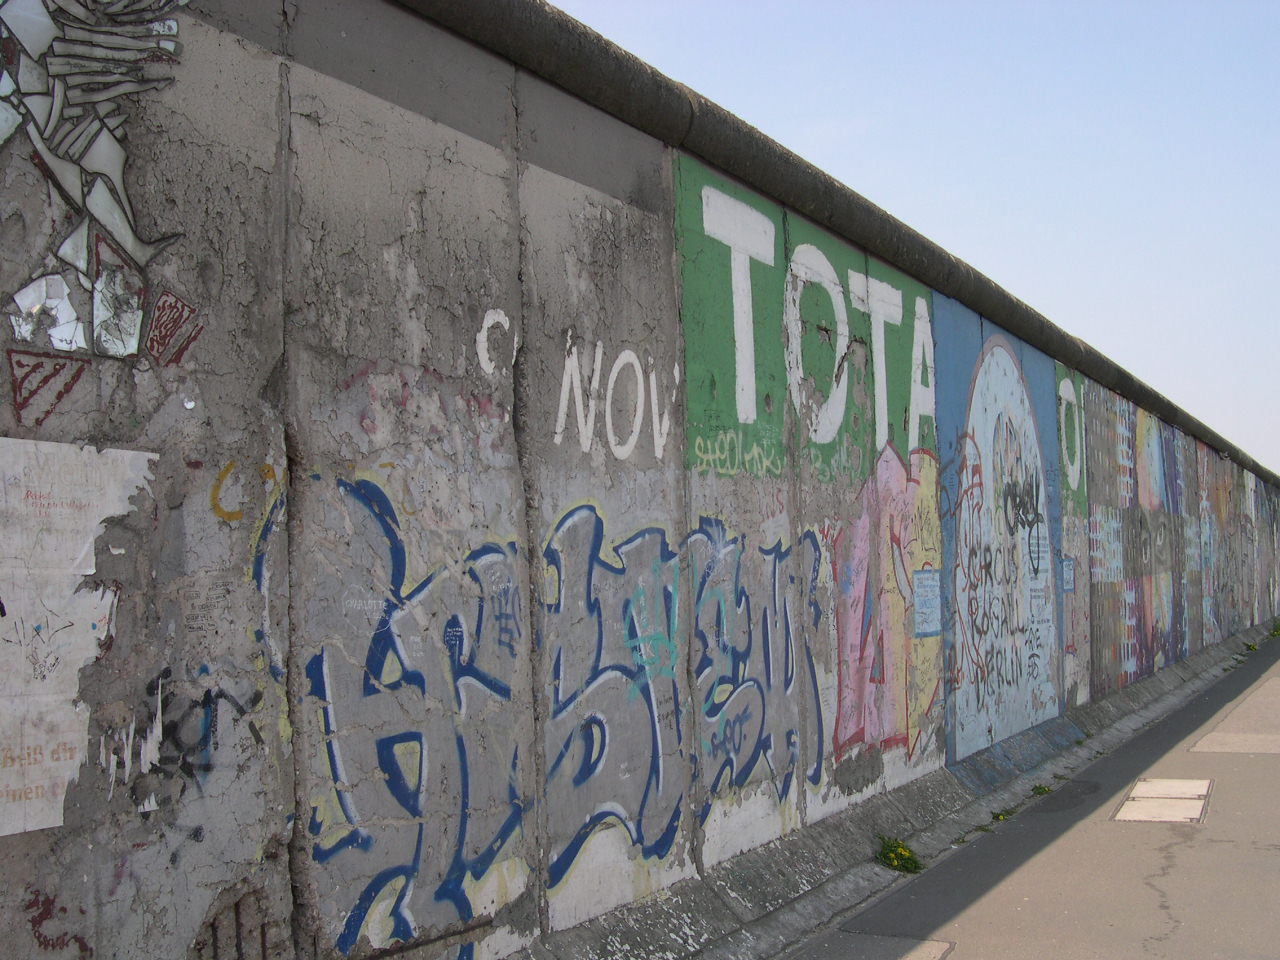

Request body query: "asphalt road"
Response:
[787, 633, 1280, 960]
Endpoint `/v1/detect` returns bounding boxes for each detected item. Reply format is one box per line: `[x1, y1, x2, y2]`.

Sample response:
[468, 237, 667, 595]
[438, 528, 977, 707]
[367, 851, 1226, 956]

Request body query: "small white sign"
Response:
[913, 569, 941, 637]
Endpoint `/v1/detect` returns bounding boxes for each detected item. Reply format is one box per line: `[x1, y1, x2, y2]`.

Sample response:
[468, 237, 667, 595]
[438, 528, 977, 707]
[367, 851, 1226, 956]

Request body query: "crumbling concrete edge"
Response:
[509, 621, 1276, 960]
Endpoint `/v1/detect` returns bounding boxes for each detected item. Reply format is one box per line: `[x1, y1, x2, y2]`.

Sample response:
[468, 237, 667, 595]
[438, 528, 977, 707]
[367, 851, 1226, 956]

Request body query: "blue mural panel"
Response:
[935, 296, 1065, 761]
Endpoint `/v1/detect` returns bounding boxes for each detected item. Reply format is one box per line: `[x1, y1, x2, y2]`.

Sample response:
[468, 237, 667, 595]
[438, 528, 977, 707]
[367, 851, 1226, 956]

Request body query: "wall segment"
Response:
[0, 2, 1277, 959]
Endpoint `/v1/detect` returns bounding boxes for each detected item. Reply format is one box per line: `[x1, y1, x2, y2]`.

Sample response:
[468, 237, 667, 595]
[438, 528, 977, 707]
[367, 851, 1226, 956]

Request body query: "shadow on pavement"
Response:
[788, 633, 1280, 960]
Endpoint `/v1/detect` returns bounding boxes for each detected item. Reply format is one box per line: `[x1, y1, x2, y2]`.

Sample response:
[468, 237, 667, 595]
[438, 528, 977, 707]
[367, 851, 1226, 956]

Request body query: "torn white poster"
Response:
[0, 437, 155, 835]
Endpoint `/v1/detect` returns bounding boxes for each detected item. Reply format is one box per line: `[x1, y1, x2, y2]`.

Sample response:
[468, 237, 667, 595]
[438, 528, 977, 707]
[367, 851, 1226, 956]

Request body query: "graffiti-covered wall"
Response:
[0, 2, 1277, 959]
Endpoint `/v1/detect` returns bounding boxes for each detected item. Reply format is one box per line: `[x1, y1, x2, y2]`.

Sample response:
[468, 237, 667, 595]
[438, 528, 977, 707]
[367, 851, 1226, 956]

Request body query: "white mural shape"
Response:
[951, 340, 1057, 759]
[0, 437, 155, 835]
[1, 0, 189, 357]
[10, 273, 87, 349]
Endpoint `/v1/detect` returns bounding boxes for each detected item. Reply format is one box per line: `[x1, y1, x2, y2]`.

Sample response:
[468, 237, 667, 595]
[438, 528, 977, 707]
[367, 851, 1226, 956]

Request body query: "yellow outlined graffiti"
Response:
[210, 461, 245, 522]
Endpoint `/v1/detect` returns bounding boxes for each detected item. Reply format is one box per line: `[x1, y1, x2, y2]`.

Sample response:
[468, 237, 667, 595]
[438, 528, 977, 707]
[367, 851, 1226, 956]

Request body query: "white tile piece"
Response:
[0, 98, 20, 146]
[87, 178, 169, 265]
[79, 126, 132, 222]
[13, 274, 52, 314]
[1129, 778, 1211, 799]
[47, 0, 95, 22]
[56, 218, 90, 273]
[29, 121, 85, 205]
[10, 312, 36, 341]
[16, 52, 45, 95]
[10, 274, 87, 351]
[1114, 797, 1206, 822]
[47, 308, 87, 351]
[22, 91, 51, 130]
[43, 74, 64, 135]
[93, 260, 143, 357]
[0, 0, 59, 59]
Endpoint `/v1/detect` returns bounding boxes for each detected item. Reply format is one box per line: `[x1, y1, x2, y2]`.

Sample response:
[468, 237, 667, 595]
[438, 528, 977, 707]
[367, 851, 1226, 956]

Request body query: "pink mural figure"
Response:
[833, 445, 942, 764]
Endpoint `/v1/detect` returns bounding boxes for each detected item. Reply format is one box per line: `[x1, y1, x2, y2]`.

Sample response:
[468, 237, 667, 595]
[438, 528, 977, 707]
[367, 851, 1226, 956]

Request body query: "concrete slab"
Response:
[1113, 796, 1207, 822]
[800, 812, 878, 865]
[694, 928, 766, 960]
[290, 0, 516, 149]
[1067, 697, 1123, 736]
[704, 828, 842, 921]
[1128, 779, 1211, 799]
[1193, 677, 1280, 753]
[949, 747, 1020, 796]
[1194, 732, 1280, 752]
[540, 877, 740, 960]
[787, 863, 901, 925]
[887, 770, 976, 833]
[1170, 660, 1201, 683]
[823, 793, 917, 853]
[692, 898, 815, 960]
[792, 930, 953, 959]
[1033, 715, 1087, 752]
[517, 72, 667, 212]
[992, 728, 1056, 772]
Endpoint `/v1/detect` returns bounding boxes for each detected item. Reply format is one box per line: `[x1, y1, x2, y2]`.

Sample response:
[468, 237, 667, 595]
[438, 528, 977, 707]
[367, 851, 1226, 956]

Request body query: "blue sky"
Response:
[550, 0, 1280, 474]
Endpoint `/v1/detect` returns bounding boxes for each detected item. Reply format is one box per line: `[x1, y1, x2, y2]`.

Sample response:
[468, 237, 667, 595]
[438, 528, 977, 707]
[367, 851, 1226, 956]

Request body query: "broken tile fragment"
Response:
[0, 0, 58, 59]
[92, 233, 144, 357]
[0, 98, 18, 145]
[9, 273, 87, 351]
[55, 217, 90, 274]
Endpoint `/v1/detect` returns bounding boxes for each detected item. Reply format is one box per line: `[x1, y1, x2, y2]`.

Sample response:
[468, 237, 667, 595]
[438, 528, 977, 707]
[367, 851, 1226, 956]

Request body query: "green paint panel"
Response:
[1055, 361, 1089, 513]
[676, 154, 787, 478]
[783, 212, 873, 483]
[676, 154, 932, 482]
[867, 257, 935, 457]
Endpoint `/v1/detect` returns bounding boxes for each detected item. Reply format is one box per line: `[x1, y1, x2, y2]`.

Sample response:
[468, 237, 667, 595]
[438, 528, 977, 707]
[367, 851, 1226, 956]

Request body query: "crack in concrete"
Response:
[1140, 828, 1193, 954]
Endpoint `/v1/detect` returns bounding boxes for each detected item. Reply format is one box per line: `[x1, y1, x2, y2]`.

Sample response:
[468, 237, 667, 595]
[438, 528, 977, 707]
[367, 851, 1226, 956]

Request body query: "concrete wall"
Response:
[0, 2, 1276, 958]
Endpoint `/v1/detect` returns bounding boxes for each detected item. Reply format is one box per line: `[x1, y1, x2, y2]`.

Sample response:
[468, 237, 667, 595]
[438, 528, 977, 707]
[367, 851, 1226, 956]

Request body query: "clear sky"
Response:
[549, 0, 1280, 475]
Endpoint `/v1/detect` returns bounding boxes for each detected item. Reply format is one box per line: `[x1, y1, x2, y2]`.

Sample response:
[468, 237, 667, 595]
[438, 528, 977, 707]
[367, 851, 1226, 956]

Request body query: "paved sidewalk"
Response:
[785, 633, 1280, 960]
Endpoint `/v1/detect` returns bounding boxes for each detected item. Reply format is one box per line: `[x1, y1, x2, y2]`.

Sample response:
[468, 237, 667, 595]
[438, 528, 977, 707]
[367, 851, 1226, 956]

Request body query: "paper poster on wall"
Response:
[913, 568, 942, 637]
[0, 438, 155, 836]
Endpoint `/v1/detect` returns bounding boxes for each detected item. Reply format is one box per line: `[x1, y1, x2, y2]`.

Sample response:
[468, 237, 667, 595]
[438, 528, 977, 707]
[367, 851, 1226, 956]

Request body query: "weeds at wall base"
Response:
[875, 835, 923, 873]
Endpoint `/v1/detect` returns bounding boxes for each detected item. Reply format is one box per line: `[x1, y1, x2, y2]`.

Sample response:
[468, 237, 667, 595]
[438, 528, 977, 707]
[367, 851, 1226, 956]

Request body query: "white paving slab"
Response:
[1114, 797, 1206, 822]
[1128, 778, 1211, 799]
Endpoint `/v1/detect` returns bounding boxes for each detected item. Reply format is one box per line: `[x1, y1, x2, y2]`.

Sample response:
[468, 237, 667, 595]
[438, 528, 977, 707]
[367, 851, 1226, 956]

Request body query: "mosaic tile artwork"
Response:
[1, 0, 190, 361]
